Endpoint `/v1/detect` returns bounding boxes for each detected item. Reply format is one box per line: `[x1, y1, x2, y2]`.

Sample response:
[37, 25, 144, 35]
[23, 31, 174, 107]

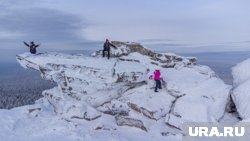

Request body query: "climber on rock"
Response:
[23, 41, 40, 54]
[149, 69, 162, 92]
[102, 39, 117, 59]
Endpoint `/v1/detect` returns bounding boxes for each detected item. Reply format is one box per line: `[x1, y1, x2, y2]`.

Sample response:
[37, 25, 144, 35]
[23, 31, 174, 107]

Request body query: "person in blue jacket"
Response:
[23, 41, 40, 54]
[102, 39, 117, 59]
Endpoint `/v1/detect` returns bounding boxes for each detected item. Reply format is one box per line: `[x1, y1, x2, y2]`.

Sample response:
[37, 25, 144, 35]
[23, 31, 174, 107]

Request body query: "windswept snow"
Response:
[0, 41, 231, 140]
[232, 58, 250, 86]
[232, 59, 250, 119]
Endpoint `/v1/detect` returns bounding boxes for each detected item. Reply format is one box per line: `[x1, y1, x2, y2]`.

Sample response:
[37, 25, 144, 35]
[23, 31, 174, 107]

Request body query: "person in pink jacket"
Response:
[149, 69, 162, 92]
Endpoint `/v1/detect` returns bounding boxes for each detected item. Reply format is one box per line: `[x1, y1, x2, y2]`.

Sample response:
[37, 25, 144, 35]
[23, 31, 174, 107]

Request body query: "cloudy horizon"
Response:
[0, 0, 250, 53]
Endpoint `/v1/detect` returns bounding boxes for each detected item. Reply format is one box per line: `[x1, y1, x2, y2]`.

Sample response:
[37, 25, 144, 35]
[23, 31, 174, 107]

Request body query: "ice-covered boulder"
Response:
[16, 41, 230, 135]
[232, 59, 250, 119]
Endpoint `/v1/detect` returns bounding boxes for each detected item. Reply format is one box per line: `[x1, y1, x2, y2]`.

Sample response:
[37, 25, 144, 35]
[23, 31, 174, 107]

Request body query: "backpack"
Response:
[30, 47, 37, 54]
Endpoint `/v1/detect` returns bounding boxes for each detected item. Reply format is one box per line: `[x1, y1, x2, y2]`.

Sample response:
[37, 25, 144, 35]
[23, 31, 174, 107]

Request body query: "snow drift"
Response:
[232, 59, 250, 119]
[14, 41, 231, 140]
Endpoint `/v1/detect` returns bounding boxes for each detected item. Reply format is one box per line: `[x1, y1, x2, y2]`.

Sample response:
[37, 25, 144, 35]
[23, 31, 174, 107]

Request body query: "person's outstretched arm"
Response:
[110, 43, 117, 49]
[23, 41, 29, 47]
[35, 44, 40, 48]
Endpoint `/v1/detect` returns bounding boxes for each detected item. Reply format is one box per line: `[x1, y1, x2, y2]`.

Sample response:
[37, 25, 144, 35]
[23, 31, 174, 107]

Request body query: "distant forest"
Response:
[0, 65, 55, 109]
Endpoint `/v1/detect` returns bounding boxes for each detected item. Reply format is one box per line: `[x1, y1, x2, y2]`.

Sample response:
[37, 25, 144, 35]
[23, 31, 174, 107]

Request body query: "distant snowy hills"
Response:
[0, 41, 238, 141]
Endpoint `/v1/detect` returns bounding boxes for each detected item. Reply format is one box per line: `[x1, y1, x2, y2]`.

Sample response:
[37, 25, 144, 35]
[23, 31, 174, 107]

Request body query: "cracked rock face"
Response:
[16, 41, 231, 133]
[115, 116, 148, 132]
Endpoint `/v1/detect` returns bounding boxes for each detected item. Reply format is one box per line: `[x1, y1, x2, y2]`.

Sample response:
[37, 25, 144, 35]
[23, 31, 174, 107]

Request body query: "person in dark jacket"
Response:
[23, 41, 40, 54]
[102, 39, 117, 59]
[149, 69, 162, 92]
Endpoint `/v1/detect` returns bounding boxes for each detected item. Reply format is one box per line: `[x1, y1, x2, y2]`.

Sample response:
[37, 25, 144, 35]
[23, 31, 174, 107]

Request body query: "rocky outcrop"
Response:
[92, 41, 197, 68]
[16, 41, 230, 134]
[232, 59, 250, 119]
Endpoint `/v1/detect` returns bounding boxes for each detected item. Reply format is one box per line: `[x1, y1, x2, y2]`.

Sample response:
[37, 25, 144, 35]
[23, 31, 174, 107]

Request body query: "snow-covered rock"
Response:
[15, 41, 231, 139]
[232, 59, 250, 119]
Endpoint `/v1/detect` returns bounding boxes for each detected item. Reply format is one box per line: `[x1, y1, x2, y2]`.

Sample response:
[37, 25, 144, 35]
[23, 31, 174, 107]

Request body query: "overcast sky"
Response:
[0, 0, 250, 53]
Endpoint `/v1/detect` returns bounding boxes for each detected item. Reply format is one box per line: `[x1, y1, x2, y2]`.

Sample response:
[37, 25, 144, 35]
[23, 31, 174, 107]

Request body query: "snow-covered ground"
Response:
[0, 41, 233, 140]
[0, 99, 181, 141]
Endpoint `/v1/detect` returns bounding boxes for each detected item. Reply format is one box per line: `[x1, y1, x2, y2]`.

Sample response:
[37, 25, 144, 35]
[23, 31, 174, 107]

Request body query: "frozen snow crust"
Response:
[13, 41, 231, 140]
[232, 59, 250, 119]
